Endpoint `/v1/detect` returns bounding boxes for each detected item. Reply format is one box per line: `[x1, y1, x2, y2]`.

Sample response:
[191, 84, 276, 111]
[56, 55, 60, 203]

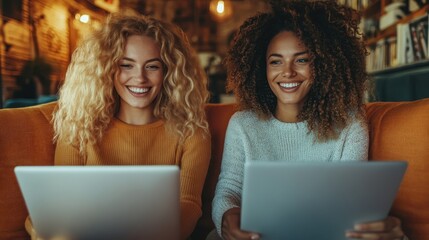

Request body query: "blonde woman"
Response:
[25, 14, 211, 240]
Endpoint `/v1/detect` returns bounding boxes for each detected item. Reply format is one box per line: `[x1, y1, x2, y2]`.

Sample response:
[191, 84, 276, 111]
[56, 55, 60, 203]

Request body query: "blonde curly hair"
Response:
[53, 14, 209, 157]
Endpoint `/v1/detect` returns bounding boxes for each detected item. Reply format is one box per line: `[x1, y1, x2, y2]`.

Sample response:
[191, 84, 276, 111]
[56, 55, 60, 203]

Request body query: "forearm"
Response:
[212, 189, 241, 236]
[212, 116, 246, 235]
[180, 201, 202, 240]
[179, 129, 211, 239]
[212, 146, 245, 233]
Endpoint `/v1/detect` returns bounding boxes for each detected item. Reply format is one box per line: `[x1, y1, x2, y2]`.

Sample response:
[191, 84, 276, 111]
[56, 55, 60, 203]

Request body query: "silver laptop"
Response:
[241, 161, 407, 240]
[15, 165, 180, 240]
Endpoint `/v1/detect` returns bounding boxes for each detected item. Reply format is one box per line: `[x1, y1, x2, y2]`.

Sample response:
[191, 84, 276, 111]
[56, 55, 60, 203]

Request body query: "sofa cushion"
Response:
[0, 102, 56, 239]
[191, 103, 236, 239]
[366, 98, 429, 240]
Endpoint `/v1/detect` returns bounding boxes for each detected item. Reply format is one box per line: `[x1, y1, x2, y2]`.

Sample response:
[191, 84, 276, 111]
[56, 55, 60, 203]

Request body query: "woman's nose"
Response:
[134, 69, 147, 82]
[281, 64, 296, 78]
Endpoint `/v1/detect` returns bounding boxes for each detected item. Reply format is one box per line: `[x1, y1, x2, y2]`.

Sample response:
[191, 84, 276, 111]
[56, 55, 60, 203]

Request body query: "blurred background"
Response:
[0, 0, 428, 108]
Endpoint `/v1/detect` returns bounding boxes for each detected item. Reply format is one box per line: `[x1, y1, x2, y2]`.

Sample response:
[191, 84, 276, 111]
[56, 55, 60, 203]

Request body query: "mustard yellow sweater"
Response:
[54, 118, 211, 239]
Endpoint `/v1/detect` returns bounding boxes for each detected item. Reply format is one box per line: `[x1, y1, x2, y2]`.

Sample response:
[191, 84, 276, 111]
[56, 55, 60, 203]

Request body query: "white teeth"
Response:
[128, 87, 149, 93]
[279, 82, 300, 88]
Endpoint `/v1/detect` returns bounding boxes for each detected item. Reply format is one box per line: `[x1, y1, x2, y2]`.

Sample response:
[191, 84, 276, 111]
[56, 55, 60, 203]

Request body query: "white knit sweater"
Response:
[212, 110, 369, 235]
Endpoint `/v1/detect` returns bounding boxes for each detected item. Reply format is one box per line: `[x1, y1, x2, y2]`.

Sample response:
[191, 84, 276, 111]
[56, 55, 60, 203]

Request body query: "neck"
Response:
[116, 105, 158, 125]
[275, 103, 302, 123]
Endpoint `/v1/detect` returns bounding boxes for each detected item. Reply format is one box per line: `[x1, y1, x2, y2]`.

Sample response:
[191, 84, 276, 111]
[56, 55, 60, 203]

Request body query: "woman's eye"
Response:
[146, 65, 161, 70]
[296, 58, 309, 63]
[269, 60, 281, 65]
[119, 64, 132, 69]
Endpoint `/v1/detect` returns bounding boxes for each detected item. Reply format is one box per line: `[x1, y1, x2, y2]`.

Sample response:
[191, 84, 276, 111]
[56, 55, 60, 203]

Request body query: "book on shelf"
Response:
[397, 22, 414, 65]
[366, 35, 400, 72]
[396, 13, 429, 64]
[397, 11, 428, 65]
[409, 13, 428, 60]
[387, 37, 398, 67]
[367, 38, 392, 72]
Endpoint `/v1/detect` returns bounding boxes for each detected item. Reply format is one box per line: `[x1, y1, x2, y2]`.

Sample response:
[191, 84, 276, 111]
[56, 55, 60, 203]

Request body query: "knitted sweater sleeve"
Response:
[212, 113, 246, 236]
[340, 118, 369, 161]
[179, 128, 211, 240]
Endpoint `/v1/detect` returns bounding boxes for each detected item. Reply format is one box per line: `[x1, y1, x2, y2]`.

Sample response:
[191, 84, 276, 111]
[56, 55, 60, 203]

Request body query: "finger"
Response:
[221, 208, 260, 240]
[223, 227, 260, 240]
[346, 231, 380, 239]
[223, 226, 260, 240]
[230, 230, 260, 240]
[355, 216, 401, 232]
[223, 226, 259, 240]
[346, 232, 402, 239]
[346, 226, 403, 239]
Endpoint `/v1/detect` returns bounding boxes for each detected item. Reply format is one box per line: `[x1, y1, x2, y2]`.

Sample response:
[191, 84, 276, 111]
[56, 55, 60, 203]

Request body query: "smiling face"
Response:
[114, 35, 164, 120]
[266, 31, 313, 114]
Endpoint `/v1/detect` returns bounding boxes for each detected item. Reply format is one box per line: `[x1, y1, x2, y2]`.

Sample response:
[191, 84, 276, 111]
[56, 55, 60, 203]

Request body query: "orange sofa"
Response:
[1, 99, 428, 240]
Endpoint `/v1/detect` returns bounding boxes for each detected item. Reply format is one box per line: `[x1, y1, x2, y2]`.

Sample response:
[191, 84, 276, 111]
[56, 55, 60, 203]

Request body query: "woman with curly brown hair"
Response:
[211, 1, 405, 240]
[25, 14, 210, 240]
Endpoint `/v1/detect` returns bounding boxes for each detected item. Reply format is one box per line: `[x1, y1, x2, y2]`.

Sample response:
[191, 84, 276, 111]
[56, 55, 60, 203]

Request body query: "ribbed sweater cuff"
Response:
[213, 199, 240, 237]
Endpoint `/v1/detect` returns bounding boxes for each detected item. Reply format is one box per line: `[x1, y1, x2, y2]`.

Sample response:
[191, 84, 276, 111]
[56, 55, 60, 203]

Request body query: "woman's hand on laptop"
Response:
[25, 217, 70, 240]
[222, 207, 260, 240]
[345, 216, 404, 239]
[25, 217, 43, 240]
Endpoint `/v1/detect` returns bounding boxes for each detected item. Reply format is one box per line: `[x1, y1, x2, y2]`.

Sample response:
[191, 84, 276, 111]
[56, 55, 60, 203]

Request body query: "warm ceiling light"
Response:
[209, 0, 233, 22]
[76, 14, 90, 23]
[217, 1, 225, 14]
[79, 14, 90, 23]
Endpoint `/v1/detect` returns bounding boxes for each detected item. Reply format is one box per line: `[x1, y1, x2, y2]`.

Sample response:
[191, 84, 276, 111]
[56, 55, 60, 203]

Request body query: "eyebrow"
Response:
[267, 51, 308, 58]
[120, 57, 163, 64]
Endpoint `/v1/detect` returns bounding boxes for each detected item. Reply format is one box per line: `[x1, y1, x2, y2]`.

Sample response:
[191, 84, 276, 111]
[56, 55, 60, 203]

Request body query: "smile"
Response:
[127, 86, 150, 94]
[279, 82, 301, 89]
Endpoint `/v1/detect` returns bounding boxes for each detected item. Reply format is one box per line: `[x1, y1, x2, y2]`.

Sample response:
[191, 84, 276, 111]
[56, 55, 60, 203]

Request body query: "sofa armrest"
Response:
[366, 98, 429, 240]
[0, 102, 57, 240]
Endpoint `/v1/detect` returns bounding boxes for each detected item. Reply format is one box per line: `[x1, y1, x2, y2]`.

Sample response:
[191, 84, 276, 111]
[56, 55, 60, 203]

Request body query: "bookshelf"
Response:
[338, 0, 429, 102]
[366, 5, 429, 46]
[337, 0, 429, 72]
[361, 1, 429, 73]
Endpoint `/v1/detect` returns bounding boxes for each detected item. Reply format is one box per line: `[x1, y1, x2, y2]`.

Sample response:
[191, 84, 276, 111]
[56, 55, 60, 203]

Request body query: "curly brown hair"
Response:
[225, 0, 368, 140]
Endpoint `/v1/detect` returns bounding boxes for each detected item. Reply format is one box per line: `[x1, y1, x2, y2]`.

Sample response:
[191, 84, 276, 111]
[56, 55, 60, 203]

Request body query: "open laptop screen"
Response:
[241, 161, 407, 240]
[15, 165, 180, 240]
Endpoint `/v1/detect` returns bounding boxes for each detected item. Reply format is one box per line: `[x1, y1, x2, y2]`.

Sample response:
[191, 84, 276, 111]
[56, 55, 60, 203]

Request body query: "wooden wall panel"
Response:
[32, 0, 69, 92]
[1, 0, 107, 101]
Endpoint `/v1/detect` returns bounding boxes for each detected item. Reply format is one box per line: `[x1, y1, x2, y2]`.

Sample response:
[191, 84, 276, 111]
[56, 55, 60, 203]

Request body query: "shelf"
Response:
[368, 59, 429, 75]
[365, 4, 429, 46]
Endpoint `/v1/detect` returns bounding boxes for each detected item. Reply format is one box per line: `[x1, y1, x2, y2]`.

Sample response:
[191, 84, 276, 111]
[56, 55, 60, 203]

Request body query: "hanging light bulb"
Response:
[209, 0, 233, 22]
[79, 14, 90, 23]
[217, 1, 225, 14]
[75, 13, 90, 24]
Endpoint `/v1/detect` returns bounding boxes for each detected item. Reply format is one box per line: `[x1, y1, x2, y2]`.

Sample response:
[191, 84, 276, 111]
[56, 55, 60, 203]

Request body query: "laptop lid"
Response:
[241, 161, 407, 240]
[15, 165, 180, 240]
